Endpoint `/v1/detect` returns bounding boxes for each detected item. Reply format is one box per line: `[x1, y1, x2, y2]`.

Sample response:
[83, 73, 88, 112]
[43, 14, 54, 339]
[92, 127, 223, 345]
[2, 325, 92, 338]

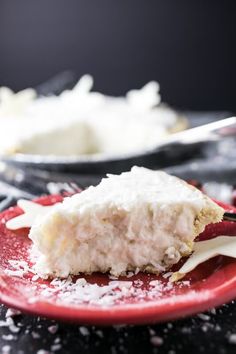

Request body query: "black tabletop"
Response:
[1, 301, 236, 354]
[0, 111, 236, 354]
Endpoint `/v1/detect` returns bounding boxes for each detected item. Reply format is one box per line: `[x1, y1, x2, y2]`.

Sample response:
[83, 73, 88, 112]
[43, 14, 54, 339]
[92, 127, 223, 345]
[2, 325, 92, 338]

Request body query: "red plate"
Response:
[0, 195, 236, 325]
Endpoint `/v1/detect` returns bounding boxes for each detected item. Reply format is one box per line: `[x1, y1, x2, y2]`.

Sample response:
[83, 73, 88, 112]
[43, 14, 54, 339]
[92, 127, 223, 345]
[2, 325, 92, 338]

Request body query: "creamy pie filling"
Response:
[0, 77, 186, 157]
[29, 167, 224, 278]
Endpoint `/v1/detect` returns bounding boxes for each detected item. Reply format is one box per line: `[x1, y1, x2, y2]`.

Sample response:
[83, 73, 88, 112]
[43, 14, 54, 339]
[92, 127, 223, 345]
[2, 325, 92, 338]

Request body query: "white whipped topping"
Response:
[0, 76, 181, 156]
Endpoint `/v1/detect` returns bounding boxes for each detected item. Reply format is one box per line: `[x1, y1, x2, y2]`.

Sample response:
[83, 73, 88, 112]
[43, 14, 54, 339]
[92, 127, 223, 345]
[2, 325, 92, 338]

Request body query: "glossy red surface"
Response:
[0, 195, 236, 325]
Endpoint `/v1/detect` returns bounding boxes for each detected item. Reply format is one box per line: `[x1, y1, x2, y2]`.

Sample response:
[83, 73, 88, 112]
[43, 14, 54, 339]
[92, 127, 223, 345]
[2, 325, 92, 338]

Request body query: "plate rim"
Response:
[1, 271, 236, 325]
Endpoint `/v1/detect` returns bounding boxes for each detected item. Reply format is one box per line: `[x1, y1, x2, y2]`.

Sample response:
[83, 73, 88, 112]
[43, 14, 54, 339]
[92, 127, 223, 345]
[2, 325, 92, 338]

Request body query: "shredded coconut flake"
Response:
[79, 326, 90, 336]
[2, 345, 11, 354]
[5, 308, 21, 318]
[5, 260, 35, 278]
[197, 313, 211, 321]
[48, 324, 58, 334]
[32, 331, 41, 339]
[228, 334, 236, 344]
[2, 334, 16, 341]
[50, 344, 62, 352]
[150, 335, 164, 346]
[4, 258, 191, 308]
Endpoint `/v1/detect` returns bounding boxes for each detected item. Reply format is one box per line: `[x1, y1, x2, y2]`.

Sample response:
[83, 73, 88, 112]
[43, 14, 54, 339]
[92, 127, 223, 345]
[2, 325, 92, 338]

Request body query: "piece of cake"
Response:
[29, 167, 224, 278]
[0, 76, 187, 157]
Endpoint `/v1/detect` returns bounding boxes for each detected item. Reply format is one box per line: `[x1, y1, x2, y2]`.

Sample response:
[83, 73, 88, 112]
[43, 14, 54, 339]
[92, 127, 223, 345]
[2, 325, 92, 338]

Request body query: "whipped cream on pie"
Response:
[0, 76, 186, 157]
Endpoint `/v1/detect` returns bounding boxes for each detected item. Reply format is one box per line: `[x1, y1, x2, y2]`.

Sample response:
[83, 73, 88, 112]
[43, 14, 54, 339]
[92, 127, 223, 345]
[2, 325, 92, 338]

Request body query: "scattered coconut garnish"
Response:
[149, 280, 160, 287]
[6, 200, 58, 230]
[32, 331, 41, 339]
[5, 308, 21, 318]
[150, 335, 164, 346]
[4, 260, 35, 278]
[4, 257, 192, 307]
[170, 236, 236, 282]
[228, 333, 236, 345]
[48, 324, 58, 334]
[50, 343, 62, 352]
[2, 334, 16, 341]
[197, 313, 211, 321]
[2, 345, 11, 354]
[0, 317, 21, 338]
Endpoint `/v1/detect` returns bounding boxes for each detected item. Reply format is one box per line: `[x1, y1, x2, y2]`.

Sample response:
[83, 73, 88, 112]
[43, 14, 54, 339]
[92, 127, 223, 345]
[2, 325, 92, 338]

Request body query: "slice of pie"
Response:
[29, 167, 224, 278]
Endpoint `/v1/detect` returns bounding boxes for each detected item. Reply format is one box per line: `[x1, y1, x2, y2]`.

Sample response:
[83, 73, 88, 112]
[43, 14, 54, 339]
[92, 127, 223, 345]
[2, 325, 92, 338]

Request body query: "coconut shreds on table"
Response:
[228, 333, 236, 345]
[150, 335, 164, 346]
[47, 324, 58, 334]
[5, 308, 21, 318]
[2, 345, 11, 354]
[4, 258, 191, 307]
[5, 200, 236, 306]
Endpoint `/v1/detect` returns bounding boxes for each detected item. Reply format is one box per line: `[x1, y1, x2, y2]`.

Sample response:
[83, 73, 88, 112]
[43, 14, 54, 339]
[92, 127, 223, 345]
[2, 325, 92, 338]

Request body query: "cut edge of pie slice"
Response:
[26, 167, 224, 279]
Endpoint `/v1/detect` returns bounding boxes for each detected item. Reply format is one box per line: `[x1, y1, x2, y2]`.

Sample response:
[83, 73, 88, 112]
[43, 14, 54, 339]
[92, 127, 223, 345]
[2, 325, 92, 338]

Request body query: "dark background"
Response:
[0, 0, 235, 110]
